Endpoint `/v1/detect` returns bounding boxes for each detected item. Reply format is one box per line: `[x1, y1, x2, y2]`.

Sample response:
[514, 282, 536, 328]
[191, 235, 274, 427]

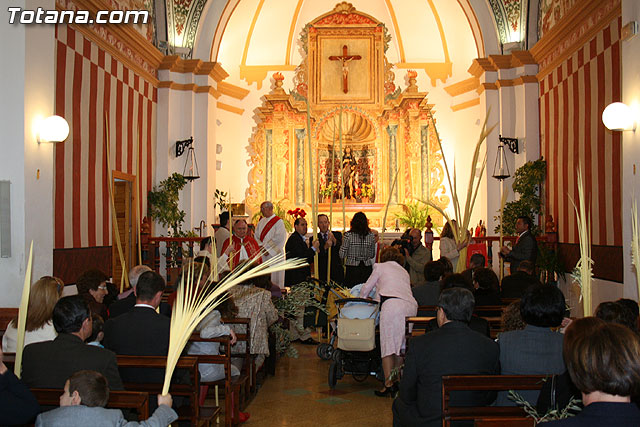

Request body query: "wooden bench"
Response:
[0, 307, 18, 338]
[223, 317, 254, 397]
[407, 315, 504, 340]
[115, 355, 218, 427]
[31, 388, 151, 420]
[441, 375, 546, 427]
[189, 333, 243, 427]
[474, 417, 535, 427]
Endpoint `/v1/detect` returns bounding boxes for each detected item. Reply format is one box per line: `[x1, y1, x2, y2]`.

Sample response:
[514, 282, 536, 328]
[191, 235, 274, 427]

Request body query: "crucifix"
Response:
[329, 45, 362, 93]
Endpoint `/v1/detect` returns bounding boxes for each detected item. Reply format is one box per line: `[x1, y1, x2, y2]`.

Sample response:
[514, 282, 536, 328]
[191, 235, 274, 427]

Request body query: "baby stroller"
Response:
[327, 298, 383, 389]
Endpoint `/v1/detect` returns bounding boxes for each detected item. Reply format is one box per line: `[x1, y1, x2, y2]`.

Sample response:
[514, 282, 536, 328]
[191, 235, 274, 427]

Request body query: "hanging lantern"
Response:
[175, 137, 200, 181]
[492, 135, 518, 181]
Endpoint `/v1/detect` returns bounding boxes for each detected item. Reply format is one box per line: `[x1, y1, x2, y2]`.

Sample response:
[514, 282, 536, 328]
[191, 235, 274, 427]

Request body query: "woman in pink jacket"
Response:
[359, 246, 418, 396]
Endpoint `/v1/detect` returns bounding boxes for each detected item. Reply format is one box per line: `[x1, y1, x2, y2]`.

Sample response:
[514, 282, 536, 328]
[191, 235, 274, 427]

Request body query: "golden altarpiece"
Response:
[246, 3, 448, 229]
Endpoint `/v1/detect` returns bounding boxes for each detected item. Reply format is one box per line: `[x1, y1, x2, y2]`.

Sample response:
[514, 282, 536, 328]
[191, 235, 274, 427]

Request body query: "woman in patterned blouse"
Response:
[339, 212, 377, 287]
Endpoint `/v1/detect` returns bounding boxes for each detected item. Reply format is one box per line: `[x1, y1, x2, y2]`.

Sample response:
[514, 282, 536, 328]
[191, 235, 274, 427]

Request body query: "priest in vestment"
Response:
[220, 219, 262, 270]
[255, 201, 287, 288]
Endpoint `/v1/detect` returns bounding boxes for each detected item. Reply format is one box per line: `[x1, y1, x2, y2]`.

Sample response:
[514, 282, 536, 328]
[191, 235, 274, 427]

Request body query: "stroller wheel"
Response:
[316, 343, 333, 360]
[352, 372, 368, 382]
[328, 361, 339, 389]
[332, 348, 343, 362]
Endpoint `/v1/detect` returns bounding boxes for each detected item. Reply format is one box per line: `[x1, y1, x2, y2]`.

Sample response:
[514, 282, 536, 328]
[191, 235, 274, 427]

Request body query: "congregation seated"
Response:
[103, 271, 169, 385]
[616, 298, 639, 331]
[438, 256, 454, 278]
[496, 284, 566, 406]
[542, 321, 640, 426]
[2, 276, 64, 352]
[87, 314, 105, 348]
[109, 265, 166, 320]
[422, 274, 490, 337]
[460, 253, 486, 287]
[0, 344, 40, 425]
[594, 300, 638, 332]
[76, 269, 111, 322]
[500, 260, 539, 299]
[227, 270, 278, 370]
[472, 267, 502, 307]
[393, 287, 499, 426]
[22, 295, 124, 390]
[35, 370, 177, 427]
[412, 260, 443, 307]
[500, 300, 526, 333]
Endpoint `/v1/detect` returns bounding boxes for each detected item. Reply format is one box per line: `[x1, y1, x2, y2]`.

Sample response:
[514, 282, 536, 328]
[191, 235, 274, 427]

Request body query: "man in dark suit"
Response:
[412, 260, 444, 308]
[21, 295, 124, 390]
[103, 271, 169, 384]
[310, 214, 344, 285]
[500, 260, 540, 298]
[284, 217, 319, 286]
[107, 265, 151, 319]
[500, 215, 538, 273]
[393, 287, 499, 427]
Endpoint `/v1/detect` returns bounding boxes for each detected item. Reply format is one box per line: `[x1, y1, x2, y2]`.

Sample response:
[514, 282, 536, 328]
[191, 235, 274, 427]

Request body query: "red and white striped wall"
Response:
[54, 25, 157, 250]
[540, 16, 622, 247]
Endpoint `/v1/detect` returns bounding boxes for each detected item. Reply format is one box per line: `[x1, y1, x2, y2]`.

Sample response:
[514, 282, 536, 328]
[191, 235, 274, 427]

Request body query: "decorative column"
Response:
[387, 125, 398, 204]
[295, 129, 306, 205]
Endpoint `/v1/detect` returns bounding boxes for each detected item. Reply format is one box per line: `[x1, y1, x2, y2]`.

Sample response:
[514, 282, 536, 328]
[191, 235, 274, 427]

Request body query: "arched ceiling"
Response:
[208, 0, 486, 89]
[166, 0, 535, 61]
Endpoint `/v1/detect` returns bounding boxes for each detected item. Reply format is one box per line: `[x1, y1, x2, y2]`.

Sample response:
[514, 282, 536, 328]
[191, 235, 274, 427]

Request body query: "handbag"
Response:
[337, 317, 376, 351]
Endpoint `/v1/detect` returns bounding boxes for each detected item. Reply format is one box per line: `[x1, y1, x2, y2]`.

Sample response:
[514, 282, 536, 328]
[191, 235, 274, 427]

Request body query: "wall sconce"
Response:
[38, 115, 69, 143]
[175, 137, 200, 181]
[602, 102, 636, 131]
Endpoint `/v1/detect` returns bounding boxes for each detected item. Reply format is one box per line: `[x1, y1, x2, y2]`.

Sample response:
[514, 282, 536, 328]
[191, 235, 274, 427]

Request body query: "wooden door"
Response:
[112, 176, 135, 289]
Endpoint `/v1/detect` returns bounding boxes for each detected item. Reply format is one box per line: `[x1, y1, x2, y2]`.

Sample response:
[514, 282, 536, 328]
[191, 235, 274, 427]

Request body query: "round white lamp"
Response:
[38, 115, 70, 143]
[602, 102, 636, 131]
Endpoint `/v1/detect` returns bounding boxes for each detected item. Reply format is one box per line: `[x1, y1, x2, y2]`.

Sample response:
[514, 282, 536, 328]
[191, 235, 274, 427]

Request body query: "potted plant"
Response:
[319, 182, 337, 203]
[394, 200, 431, 229]
[360, 183, 374, 203]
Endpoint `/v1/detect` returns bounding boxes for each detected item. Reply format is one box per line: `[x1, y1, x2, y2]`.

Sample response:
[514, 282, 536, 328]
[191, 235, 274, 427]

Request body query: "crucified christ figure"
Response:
[329, 45, 362, 94]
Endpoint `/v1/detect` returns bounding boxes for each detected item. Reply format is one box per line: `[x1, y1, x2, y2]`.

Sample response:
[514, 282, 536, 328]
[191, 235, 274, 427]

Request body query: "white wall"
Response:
[0, 0, 56, 307]
[622, 0, 640, 300]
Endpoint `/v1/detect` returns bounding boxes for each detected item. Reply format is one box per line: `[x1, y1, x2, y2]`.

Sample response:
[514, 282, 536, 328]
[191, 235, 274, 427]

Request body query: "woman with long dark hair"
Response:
[339, 211, 377, 287]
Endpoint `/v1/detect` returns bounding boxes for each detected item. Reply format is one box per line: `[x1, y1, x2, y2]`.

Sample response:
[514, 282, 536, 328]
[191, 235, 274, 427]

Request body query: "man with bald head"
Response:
[255, 201, 286, 288]
[221, 219, 262, 270]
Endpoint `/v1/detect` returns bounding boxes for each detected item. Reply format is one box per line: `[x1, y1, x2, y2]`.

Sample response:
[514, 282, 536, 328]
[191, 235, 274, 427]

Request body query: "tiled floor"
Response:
[244, 342, 394, 426]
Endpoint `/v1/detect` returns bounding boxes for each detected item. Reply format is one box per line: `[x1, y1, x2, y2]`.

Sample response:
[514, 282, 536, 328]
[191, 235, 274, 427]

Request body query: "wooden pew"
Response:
[0, 307, 18, 338]
[31, 388, 151, 420]
[441, 375, 546, 427]
[474, 417, 535, 427]
[115, 355, 218, 427]
[223, 317, 253, 398]
[189, 334, 243, 427]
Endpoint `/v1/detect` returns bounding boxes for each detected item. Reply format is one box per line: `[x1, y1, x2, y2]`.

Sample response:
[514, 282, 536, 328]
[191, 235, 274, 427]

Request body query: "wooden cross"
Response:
[329, 45, 362, 94]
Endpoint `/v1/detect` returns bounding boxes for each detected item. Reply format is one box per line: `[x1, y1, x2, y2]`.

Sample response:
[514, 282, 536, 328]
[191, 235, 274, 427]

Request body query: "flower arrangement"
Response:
[360, 183, 374, 198]
[320, 182, 338, 198]
[287, 208, 307, 219]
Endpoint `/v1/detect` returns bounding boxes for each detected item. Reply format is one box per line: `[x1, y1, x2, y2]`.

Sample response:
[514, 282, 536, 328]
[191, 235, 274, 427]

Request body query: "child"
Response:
[86, 314, 105, 347]
[35, 370, 177, 426]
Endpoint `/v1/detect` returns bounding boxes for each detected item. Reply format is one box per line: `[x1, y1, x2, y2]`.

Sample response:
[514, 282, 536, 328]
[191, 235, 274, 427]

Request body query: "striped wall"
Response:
[54, 24, 157, 250]
[539, 17, 622, 248]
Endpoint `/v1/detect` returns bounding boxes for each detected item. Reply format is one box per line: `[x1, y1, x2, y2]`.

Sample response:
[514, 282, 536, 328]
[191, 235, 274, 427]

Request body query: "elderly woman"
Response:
[542, 321, 640, 425]
[3, 276, 64, 352]
[75, 269, 110, 321]
[339, 211, 377, 287]
[497, 284, 566, 406]
[359, 246, 417, 396]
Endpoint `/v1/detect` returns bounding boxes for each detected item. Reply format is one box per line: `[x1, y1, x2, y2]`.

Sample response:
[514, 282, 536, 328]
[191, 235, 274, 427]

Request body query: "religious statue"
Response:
[342, 147, 357, 200]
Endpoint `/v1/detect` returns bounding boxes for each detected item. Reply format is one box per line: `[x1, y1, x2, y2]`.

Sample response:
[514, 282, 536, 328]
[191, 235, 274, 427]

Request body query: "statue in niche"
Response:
[342, 147, 357, 200]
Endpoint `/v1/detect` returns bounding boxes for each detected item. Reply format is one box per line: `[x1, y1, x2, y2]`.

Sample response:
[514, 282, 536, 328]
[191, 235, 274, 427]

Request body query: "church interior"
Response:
[2, 0, 640, 425]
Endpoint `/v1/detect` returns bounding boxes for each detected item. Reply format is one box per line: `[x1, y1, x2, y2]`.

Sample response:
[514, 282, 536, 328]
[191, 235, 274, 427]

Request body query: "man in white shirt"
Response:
[255, 201, 287, 288]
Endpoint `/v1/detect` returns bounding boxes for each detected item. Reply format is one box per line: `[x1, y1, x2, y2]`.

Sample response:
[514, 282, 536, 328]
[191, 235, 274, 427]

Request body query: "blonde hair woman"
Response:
[2, 276, 64, 352]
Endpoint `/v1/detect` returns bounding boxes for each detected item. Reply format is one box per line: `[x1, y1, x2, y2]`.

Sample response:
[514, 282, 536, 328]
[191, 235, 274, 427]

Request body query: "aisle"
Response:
[244, 343, 394, 426]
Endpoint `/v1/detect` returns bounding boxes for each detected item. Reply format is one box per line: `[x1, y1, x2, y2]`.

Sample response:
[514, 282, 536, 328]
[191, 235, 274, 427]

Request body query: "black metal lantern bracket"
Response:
[175, 137, 194, 157]
[499, 135, 519, 154]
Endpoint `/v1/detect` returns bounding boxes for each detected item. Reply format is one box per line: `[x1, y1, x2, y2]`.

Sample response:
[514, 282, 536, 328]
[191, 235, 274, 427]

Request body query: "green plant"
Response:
[148, 173, 187, 235]
[319, 182, 337, 198]
[495, 158, 547, 235]
[538, 245, 567, 284]
[270, 281, 328, 357]
[508, 390, 581, 423]
[395, 201, 431, 229]
[213, 189, 229, 212]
